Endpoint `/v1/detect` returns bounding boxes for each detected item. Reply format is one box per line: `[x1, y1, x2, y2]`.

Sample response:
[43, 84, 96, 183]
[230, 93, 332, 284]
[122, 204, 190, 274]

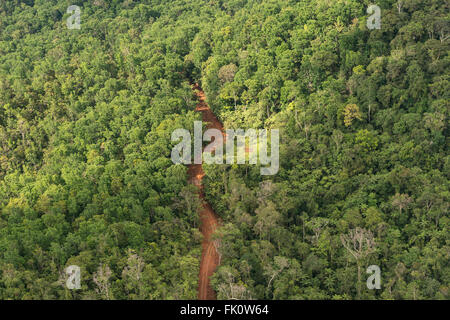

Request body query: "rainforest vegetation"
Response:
[0, 0, 448, 300]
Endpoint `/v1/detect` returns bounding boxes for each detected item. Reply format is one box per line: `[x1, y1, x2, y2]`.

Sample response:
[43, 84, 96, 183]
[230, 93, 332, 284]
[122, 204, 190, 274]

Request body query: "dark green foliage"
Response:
[197, 0, 449, 300]
[0, 0, 448, 300]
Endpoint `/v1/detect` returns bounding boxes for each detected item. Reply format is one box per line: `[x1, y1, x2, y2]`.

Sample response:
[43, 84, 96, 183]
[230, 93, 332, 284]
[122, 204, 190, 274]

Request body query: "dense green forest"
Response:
[0, 0, 448, 300]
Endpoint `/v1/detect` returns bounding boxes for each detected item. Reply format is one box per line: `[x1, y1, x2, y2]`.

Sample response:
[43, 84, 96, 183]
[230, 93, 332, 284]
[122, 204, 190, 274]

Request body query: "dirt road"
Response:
[188, 84, 222, 300]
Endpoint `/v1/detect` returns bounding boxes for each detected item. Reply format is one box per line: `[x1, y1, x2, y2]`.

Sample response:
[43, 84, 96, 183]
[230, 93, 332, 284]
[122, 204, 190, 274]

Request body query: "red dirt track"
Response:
[188, 84, 222, 300]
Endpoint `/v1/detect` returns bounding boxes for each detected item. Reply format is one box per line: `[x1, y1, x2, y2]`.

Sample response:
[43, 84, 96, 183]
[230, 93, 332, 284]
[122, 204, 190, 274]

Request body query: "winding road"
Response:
[187, 84, 222, 300]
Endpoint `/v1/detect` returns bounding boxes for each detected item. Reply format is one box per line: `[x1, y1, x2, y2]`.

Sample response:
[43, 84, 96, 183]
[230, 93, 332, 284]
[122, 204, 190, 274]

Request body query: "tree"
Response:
[341, 228, 376, 299]
[215, 267, 252, 300]
[343, 104, 362, 127]
[391, 193, 413, 216]
[122, 250, 146, 299]
[264, 256, 289, 298]
[218, 64, 238, 84]
[253, 201, 281, 241]
[93, 264, 113, 300]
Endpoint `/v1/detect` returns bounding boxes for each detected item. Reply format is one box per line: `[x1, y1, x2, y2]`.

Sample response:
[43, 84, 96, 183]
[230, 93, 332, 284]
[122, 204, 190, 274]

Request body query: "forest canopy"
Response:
[0, 0, 448, 300]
